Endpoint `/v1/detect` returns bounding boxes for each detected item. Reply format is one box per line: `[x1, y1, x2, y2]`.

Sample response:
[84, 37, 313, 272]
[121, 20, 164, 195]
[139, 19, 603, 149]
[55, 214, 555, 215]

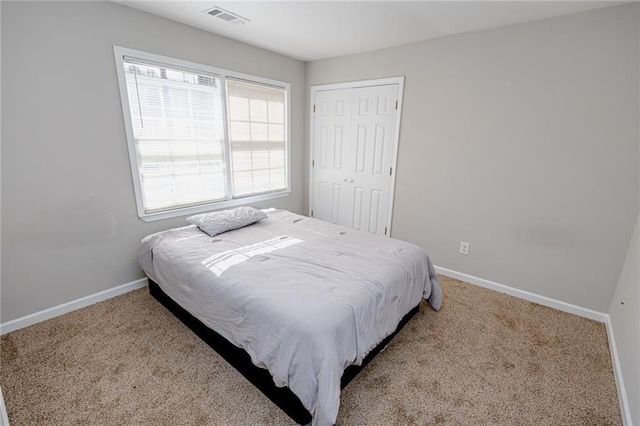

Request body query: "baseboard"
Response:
[434, 266, 608, 323]
[0, 386, 8, 426]
[434, 266, 631, 424]
[0, 278, 148, 335]
[605, 317, 633, 426]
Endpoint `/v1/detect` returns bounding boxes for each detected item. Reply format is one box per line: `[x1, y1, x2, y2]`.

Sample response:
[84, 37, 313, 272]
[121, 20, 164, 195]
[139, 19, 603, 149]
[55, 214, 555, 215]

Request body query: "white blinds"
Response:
[124, 59, 226, 213]
[227, 79, 287, 197]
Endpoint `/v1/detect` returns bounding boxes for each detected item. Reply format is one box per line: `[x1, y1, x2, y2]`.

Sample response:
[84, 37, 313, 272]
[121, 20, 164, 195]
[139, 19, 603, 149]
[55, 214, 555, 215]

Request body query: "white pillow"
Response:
[187, 207, 267, 237]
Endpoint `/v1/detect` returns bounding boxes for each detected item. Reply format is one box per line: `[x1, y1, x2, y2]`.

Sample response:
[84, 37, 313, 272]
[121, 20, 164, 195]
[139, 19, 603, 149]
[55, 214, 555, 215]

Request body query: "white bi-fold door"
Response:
[310, 78, 403, 236]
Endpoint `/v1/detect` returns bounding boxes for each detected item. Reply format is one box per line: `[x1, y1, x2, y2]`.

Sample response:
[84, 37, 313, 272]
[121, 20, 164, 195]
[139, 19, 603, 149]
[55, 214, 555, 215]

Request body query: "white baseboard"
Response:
[0, 386, 8, 426]
[605, 317, 633, 426]
[434, 265, 631, 424]
[434, 266, 608, 323]
[0, 278, 147, 335]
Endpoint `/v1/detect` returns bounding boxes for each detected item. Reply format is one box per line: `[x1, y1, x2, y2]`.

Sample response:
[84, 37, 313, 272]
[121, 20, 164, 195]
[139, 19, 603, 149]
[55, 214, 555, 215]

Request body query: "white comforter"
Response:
[138, 209, 442, 426]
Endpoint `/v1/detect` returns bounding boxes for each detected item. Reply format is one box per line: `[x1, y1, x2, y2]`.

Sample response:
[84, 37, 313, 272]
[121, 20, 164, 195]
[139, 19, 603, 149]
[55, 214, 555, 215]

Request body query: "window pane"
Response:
[249, 98, 268, 122]
[229, 121, 250, 141]
[227, 79, 287, 197]
[268, 101, 284, 124]
[228, 96, 250, 121]
[268, 124, 284, 142]
[250, 123, 269, 142]
[124, 60, 227, 212]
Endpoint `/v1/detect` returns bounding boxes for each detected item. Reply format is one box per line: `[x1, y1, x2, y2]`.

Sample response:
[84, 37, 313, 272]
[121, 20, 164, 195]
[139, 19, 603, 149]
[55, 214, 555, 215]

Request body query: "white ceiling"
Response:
[117, 1, 628, 61]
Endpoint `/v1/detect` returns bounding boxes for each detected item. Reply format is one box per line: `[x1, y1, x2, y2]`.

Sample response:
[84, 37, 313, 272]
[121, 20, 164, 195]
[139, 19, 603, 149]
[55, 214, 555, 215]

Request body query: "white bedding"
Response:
[138, 209, 442, 426]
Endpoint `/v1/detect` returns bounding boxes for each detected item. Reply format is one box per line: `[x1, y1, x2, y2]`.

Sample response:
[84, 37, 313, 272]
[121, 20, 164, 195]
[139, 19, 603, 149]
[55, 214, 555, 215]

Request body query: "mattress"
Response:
[138, 209, 442, 426]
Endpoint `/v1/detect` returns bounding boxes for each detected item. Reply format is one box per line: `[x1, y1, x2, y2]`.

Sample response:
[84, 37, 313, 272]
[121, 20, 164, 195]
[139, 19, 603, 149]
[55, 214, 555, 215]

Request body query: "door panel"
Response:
[372, 124, 386, 175]
[368, 189, 382, 234]
[331, 183, 342, 224]
[352, 186, 364, 231]
[355, 124, 367, 173]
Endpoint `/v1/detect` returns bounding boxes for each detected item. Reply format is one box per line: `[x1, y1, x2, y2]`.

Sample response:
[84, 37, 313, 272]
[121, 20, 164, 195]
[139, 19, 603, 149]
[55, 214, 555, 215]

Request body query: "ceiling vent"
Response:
[203, 6, 250, 25]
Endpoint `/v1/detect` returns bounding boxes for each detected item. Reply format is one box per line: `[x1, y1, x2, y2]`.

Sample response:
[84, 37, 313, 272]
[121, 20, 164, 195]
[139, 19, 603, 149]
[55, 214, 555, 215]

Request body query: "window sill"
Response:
[138, 190, 292, 222]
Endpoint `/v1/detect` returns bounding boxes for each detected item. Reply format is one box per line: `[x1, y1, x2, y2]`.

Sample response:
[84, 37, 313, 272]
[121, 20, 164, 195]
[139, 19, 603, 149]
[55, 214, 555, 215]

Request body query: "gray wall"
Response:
[306, 3, 639, 313]
[1, 1, 305, 322]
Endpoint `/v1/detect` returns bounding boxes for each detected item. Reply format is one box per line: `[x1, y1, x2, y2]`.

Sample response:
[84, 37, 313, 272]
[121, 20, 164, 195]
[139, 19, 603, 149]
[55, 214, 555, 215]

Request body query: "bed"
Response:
[138, 209, 442, 426]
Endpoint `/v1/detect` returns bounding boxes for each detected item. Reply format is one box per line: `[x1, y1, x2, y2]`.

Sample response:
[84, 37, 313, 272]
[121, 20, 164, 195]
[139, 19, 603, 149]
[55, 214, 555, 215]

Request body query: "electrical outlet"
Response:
[459, 242, 470, 255]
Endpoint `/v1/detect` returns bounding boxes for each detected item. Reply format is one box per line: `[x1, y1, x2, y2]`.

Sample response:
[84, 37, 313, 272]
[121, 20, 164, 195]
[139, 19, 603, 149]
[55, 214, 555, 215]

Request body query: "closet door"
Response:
[311, 81, 400, 236]
[347, 84, 398, 235]
[311, 88, 352, 226]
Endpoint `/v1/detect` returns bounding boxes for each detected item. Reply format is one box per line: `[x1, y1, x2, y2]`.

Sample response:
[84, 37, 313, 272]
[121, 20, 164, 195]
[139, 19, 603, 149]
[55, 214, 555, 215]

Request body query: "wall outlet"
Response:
[459, 242, 470, 255]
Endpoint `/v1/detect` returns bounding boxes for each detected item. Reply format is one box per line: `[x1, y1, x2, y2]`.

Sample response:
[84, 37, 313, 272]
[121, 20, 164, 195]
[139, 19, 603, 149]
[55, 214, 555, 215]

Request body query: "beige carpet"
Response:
[1, 276, 621, 425]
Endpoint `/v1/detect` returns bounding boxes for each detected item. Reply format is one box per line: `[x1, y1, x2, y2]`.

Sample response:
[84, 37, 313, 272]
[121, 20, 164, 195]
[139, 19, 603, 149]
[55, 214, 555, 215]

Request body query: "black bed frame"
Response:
[148, 278, 419, 425]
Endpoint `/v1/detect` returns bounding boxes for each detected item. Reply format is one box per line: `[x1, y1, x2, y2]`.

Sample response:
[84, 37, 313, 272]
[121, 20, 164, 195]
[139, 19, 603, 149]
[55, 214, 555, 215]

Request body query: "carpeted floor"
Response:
[1, 276, 621, 425]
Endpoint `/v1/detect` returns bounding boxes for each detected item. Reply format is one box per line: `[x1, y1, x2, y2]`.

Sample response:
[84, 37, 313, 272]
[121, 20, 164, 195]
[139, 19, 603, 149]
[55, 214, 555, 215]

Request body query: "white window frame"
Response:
[114, 46, 291, 222]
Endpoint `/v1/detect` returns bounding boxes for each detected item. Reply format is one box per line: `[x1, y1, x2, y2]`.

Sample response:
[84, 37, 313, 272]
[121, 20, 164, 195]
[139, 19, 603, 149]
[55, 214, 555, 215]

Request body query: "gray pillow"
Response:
[187, 207, 267, 237]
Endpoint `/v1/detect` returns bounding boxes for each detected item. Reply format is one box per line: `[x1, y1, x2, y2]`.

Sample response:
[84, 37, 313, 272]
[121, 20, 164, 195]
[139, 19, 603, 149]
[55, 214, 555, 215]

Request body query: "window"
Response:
[114, 47, 290, 221]
[227, 79, 287, 197]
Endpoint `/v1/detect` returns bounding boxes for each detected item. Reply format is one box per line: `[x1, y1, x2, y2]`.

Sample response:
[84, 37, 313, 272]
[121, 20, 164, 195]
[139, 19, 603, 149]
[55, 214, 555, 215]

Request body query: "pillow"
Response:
[187, 207, 267, 237]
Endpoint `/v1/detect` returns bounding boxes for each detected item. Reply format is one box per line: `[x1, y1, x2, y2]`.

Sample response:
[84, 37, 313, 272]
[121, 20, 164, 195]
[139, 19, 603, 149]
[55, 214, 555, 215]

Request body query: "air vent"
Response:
[203, 6, 250, 25]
